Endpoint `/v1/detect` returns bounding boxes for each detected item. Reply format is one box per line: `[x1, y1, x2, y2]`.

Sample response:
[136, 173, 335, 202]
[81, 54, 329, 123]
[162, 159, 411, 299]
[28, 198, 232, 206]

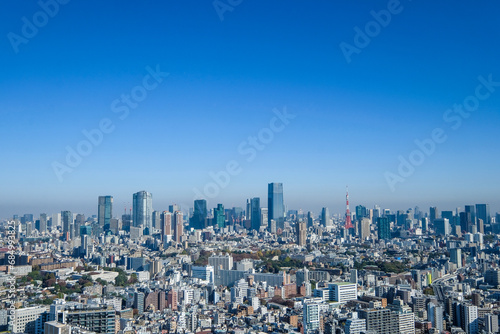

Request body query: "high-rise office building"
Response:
[355, 205, 367, 220]
[465, 205, 476, 226]
[173, 211, 183, 243]
[268, 182, 284, 227]
[122, 214, 132, 232]
[132, 191, 153, 233]
[260, 208, 268, 228]
[214, 204, 225, 228]
[307, 211, 314, 228]
[98, 196, 113, 230]
[377, 217, 391, 240]
[61, 211, 73, 240]
[358, 218, 371, 240]
[434, 218, 451, 236]
[152, 210, 161, 229]
[39, 213, 47, 234]
[476, 204, 490, 225]
[460, 212, 473, 233]
[161, 211, 172, 239]
[450, 248, 462, 268]
[429, 207, 438, 224]
[250, 198, 261, 231]
[296, 221, 307, 246]
[190, 199, 207, 230]
[74, 214, 85, 238]
[321, 207, 330, 227]
[441, 210, 454, 223]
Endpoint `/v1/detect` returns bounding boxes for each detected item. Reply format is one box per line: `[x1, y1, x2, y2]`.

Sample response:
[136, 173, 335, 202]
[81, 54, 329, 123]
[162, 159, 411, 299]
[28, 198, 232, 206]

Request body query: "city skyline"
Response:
[2, 185, 498, 222]
[1, 1, 499, 220]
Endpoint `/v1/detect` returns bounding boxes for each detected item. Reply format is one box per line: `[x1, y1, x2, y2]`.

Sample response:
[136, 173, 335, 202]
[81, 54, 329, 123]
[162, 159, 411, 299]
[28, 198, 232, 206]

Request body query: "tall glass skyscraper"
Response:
[321, 207, 330, 227]
[61, 210, 73, 239]
[476, 204, 490, 225]
[214, 204, 225, 228]
[268, 182, 284, 228]
[98, 196, 113, 230]
[377, 217, 391, 240]
[250, 197, 261, 231]
[133, 191, 153, 233]
[190, 199, 207, 230]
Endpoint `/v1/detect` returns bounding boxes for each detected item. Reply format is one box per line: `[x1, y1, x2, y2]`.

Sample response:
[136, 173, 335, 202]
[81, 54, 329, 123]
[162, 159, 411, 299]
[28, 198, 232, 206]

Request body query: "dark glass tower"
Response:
[190, 199, 207, 229]
[377, 217, 391, 240]
[250, 197, 261, 231]
[476, 204, 490, 225]
[465, 205, 476, 226]
[268, 182, 284, 228]
[214, 204, 225, 228]
[98, 196, 113, 231]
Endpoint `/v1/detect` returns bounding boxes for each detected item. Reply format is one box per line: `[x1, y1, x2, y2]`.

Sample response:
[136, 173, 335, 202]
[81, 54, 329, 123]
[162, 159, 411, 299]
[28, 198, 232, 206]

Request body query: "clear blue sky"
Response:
[1, 1, 499, 219]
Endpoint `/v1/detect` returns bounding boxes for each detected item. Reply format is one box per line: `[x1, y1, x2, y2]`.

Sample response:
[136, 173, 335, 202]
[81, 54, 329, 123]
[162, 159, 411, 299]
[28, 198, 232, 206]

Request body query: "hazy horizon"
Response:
[2, 1, 499, 220]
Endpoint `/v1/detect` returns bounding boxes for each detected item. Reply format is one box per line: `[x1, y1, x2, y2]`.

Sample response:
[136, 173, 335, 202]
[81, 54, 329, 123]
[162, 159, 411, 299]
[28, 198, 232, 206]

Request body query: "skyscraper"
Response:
[429, 207, 438, 224]
[214, 204, 225, 228]
[268, 182, 284, 227]
[321, 207, 330, 227]
[61, 211, 73, 240]
[307, 211, 314, 228]
[450, 248, 462, 268]
[250, 198, 261, 231]
[132, 191, 153, 233]
[161, 211, 172, 239]
[476, 204, 490, 225]
[434, 218, 451, 236]
[190, 199, 207, 230]
[355, 205, 367, 220]
[98, 196, 113, 230]
[358, 218, 371, 240]
[296, 221, 307, 246]
[460, 212, 472, 233]
[377, 217, 391, 240]
[173, 211, 183, 243]
[75, 214, 85, 238]
[465, 205, 476, 226]
[39, 213, 47, 234]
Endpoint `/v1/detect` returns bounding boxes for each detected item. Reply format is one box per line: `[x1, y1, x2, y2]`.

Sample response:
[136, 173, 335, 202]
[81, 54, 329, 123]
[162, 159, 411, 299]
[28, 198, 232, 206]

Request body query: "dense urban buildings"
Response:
[1, 184, 499, 334]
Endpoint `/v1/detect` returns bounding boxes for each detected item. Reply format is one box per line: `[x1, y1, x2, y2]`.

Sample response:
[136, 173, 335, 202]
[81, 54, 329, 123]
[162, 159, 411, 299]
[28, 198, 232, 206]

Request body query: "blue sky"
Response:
[1, 1, 499, 219]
